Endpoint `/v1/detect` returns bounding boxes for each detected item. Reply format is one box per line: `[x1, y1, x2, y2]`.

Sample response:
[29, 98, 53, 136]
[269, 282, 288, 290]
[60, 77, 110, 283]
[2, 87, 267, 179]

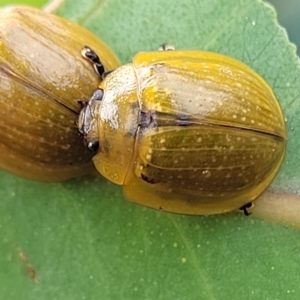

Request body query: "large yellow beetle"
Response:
[79, 46, 286, 215]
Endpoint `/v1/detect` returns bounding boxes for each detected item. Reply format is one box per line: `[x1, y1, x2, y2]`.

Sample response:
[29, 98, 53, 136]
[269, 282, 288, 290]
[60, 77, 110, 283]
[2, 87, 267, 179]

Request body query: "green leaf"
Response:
[1, 0, 300, 299]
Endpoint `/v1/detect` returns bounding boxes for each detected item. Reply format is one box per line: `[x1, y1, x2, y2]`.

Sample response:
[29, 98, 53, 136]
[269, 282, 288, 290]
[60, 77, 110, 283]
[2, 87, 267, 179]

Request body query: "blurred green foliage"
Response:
[0, 0, 298, 56]
[0, 0, 47, 8]
[267, 0, 300, 56]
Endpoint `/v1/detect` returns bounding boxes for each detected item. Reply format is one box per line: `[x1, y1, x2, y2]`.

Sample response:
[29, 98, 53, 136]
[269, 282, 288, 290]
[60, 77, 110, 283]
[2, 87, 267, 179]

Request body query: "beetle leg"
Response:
[158, 43, 175, 51]
[239, 202, 253, 216]
[102, 70, 113, 78]
[81, 45, 106, 79]
[141, 173, 156, 184]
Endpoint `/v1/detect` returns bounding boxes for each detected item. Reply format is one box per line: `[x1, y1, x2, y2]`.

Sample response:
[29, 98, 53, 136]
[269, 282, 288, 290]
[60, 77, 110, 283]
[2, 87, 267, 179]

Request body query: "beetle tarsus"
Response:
[158, 43, 175, 51]
[239, 202, 253, 216]
[82, 45, 106, 78]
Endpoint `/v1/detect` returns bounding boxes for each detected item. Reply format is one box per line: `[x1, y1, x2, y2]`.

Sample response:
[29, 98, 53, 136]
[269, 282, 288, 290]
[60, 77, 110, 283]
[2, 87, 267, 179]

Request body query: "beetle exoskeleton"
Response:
[79, 48, 286, 215]
[0, 6, 120, 181]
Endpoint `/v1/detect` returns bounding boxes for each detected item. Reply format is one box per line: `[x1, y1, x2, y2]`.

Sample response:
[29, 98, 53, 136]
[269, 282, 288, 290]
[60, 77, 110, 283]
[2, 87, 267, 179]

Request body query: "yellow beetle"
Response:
[79, 46, 286, 215]
[0, 6, 120, 181]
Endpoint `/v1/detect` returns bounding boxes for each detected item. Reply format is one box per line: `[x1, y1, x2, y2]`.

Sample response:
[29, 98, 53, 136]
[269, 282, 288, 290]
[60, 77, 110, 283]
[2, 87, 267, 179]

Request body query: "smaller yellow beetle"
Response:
[79, 46, 286, 215]
[0, 6, 120, 181]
